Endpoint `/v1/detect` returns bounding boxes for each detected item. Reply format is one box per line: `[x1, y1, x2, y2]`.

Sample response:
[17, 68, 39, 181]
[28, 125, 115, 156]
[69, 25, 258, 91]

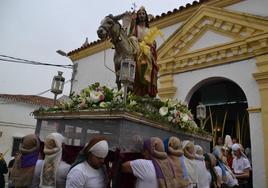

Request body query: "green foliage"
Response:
[33, 83, 210, 135]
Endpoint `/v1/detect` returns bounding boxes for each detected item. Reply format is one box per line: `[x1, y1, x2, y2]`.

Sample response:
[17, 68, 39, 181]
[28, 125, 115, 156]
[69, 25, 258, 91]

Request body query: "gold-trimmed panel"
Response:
[253, 54, 268, 186]
[158, 74, 177, 99]
[157, 33, 268, 76]
[158, 5, 268, 59]
[247, 107, 261, 113]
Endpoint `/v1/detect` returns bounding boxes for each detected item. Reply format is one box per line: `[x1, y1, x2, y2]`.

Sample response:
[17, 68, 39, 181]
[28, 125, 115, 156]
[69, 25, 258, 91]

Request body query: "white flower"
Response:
[118, 87, 124, 95]
[159, 107, 169, 116]
[170, 109, 176, 115]
[182, 101, 188, 107]
[167, 99, 177, 108]
[90, 91, 104, 103]
[113, 95, 123, 103]
[168, 116, 173, 122]
[181, 113, 189, 122]
[99, 102, 108, 108]
[129, 100, 137, 106]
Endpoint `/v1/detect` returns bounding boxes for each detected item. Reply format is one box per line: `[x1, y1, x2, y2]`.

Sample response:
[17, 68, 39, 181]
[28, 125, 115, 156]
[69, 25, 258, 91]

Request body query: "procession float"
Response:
[33, 10, 212, 187]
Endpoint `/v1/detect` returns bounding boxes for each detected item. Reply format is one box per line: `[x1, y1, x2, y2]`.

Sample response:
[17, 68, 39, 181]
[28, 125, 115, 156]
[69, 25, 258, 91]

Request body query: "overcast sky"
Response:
[0, 0, 194, 99]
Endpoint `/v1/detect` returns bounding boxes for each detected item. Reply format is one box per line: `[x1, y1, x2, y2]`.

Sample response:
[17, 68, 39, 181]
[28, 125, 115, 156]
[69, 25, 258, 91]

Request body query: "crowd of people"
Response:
[0, 132, 252, 188]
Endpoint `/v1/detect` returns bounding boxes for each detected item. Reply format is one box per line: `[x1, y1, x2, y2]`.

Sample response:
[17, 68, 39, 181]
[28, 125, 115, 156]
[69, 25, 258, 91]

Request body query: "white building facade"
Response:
[67, 0, 268, 187]
[0, 95, 53, 162]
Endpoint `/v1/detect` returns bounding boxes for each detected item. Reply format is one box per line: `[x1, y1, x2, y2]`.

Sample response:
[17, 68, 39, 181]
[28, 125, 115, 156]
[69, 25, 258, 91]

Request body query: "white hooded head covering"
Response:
[88, 140, 109, 158]
[232, 143, 247, 158]
[224, 135, 233, 148]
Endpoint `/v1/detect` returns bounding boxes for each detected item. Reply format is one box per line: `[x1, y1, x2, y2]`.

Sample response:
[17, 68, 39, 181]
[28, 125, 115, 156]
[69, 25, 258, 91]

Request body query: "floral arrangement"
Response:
[158, 99, 198, 131]
[34, 83, 201, 133]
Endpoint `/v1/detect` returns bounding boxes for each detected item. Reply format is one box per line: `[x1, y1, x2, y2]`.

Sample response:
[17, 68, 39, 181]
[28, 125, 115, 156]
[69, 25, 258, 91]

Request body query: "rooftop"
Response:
[0, 94, 54, 107]
[67, 0, 207, 56]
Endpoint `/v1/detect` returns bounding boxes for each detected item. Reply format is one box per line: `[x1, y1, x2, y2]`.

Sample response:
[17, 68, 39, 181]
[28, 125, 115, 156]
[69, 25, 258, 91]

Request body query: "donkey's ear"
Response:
[108, 14, 114, 18]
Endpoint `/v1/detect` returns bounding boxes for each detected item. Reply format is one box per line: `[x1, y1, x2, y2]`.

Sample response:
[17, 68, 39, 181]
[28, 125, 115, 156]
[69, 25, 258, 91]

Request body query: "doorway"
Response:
[188, 78, 250, 149]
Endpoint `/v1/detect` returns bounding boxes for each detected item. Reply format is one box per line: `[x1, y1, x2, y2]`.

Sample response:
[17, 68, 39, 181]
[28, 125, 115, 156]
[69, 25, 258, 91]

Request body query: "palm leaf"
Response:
[221, 111, 228, 138]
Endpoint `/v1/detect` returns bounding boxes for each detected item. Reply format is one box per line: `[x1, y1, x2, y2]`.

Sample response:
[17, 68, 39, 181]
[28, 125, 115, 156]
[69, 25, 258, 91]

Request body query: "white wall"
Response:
[156, 22, 183, 49]
[188, 30, 233, 52]
[72, 49, 117, 94]
[172, 59, 265, 187]
[226, 0, 268, 17]
[0, 99, 39, 162]
[173, 59, 260, 106]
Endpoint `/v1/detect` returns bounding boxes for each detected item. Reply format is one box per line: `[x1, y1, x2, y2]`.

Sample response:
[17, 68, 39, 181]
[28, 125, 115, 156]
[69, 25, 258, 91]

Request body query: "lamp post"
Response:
[196, 102, 206, 129]
[51, 71, 65, 106]
[119, 58, 136, 105]
[56, 50, 68, 57]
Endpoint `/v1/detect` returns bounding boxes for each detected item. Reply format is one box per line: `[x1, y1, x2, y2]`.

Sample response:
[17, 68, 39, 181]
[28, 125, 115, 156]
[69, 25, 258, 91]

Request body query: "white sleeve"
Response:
[215, 166, 223, 178]
[130, 159, 154, 179]
[243, 158, 251, 170]
[66, 168, 86, 188]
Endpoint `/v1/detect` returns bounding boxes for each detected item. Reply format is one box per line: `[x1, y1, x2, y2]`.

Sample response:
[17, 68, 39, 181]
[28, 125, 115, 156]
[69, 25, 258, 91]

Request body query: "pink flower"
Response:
[99, 94, 105, 101]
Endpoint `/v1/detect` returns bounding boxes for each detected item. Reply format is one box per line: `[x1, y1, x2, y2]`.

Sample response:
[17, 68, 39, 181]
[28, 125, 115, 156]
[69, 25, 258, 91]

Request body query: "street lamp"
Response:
[196, 102, 206, 129]
[56, 50, 68, 57]
[51, 71, 65, 105]
[119, 58, 136, 104]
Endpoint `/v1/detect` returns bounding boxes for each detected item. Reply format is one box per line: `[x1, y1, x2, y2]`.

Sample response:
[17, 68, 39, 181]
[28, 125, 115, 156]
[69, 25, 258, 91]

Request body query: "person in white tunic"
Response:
[66, 136, 109, 188]
[231, 144, 251, 188]
[122, 137, 176, 188]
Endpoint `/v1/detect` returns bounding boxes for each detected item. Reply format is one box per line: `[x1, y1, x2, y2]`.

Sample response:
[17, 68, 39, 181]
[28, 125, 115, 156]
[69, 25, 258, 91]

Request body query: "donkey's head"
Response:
[97, 14, 120, 40]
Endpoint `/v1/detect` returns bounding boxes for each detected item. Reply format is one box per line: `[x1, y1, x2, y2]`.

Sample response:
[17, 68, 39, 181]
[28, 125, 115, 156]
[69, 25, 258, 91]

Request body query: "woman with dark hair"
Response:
[204, 153, 222, 188]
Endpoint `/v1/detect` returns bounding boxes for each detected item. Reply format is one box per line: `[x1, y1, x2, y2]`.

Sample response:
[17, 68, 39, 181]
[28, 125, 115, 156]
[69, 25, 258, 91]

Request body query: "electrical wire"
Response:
[0, 54, 72, 69]
[0, 79, 71, 104]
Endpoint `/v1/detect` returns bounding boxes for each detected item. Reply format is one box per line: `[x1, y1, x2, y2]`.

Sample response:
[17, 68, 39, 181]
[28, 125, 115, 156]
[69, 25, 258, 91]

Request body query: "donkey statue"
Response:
[97, 14, 140, 90]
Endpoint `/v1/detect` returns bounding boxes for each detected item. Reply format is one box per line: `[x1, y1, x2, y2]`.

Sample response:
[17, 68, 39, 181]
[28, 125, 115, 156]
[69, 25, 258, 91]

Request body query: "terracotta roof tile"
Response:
[0, 94, 54, 107]
[67, 0, 207, 56]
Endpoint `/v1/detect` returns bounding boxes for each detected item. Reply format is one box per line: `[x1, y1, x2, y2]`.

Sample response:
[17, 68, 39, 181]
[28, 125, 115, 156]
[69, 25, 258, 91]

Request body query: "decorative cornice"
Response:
[158, 74, 177, 99]
[158, 5, 268, 59]
[253, 71, 268, 81]
[247, 107, 261, 113]
[158, 33, 268, 76]
[158, 87, 177, 99]
[253, 71, 268, 90]
[157, 4, 268, 75]
[150, 0, 242, 29]
[69, 41, 112, 61]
